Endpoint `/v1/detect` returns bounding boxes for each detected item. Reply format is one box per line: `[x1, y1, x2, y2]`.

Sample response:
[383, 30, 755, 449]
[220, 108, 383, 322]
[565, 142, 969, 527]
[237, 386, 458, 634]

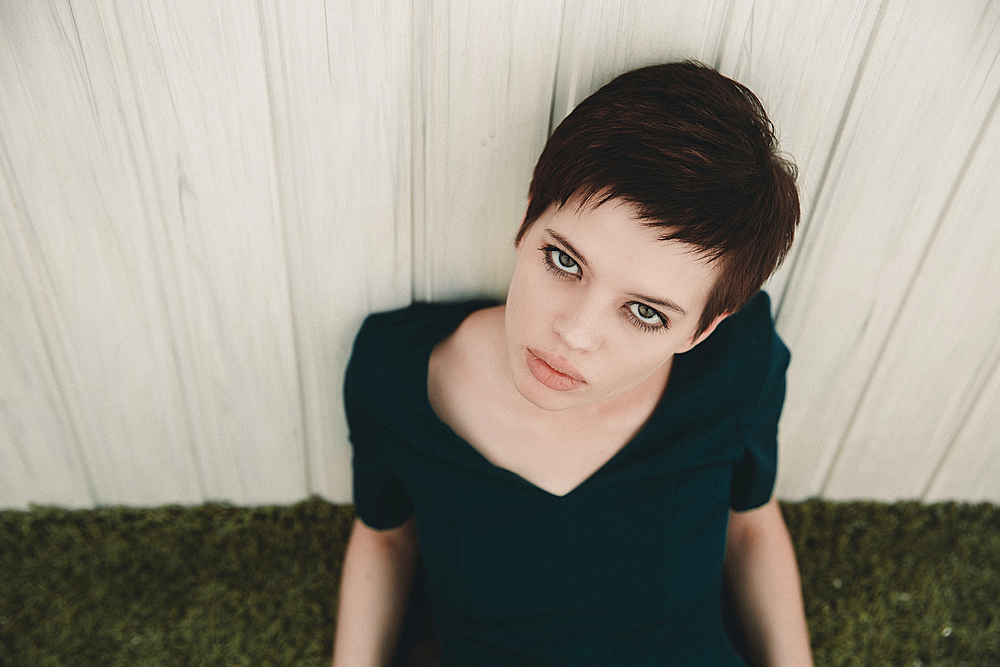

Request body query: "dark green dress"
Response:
[344, 292, 789, 666]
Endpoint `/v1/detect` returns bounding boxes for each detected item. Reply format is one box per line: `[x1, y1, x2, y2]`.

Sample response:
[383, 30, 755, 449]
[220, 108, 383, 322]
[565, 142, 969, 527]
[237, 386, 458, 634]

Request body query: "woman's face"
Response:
[504, 198, 725, 412]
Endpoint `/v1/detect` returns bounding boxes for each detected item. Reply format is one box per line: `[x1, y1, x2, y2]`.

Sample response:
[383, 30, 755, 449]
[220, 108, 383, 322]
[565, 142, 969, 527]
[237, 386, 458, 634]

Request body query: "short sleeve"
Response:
[729, 330, 790, 512]
[343, 320, 415, 530]
[345, 402, 414, 529]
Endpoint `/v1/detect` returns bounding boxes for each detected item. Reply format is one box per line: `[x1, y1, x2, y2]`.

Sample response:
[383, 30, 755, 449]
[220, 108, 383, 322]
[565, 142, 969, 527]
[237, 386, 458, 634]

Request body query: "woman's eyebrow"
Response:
[627, 292, 687, 317]
[546, 229, 589, 268]
[547, 228, 688, 316]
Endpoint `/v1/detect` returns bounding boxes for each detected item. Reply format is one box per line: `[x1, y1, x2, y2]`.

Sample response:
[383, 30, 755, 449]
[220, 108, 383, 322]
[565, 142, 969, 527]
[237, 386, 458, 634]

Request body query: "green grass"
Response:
[784, 500, 1000, 667]
[1, 497, 997, 666]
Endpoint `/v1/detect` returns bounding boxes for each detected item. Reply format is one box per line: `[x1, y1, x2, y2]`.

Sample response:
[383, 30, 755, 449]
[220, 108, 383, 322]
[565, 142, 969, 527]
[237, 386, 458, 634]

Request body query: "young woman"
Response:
[332, 61, 813, 666]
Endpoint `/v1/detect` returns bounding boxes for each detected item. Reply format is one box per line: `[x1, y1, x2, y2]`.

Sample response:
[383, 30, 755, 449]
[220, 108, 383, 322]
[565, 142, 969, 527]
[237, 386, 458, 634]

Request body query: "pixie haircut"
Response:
[516, 60, 800, 337]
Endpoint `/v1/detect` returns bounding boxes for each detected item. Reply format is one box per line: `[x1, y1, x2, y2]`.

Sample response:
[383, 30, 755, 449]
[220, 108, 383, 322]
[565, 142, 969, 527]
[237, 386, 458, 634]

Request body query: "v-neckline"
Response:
[420, 305, 681, 499]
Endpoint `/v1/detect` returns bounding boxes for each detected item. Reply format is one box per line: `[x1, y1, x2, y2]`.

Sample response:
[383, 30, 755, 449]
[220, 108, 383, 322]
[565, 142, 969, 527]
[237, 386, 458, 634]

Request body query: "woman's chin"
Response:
[511, 371, 591, 413]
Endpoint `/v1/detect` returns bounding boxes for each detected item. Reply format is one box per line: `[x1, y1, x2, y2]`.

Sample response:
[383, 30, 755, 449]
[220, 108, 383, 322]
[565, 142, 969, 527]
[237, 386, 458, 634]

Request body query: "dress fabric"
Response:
[344, 291, 789, 667]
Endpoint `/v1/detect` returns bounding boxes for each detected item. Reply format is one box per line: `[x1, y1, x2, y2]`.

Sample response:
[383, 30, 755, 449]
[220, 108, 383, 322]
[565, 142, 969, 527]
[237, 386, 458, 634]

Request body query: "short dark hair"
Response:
[516, 60, 800, 336]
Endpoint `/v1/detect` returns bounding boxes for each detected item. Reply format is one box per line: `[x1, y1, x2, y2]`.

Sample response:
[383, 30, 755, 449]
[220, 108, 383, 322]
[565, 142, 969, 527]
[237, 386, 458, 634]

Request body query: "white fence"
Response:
[2, 0, 998, 508]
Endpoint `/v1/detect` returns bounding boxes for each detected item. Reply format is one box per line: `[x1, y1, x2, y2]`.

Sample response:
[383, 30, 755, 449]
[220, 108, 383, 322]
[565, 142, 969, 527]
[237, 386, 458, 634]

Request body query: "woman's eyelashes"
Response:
[540, 244, 669, 333]
[627, 302, 669, 332]
[540, 245, 581, 277]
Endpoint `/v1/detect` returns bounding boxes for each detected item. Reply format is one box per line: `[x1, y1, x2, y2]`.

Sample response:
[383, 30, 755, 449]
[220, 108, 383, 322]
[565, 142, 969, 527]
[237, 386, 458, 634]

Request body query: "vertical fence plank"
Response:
[926, 352, 1000, 503]
[122, 0, 313, 504]
[258, 0, 415, 501]
[775, 0, 1000, 499]
[1, 0, 207, 506]
[413, 0, 565, 303]
[824, 65, 1000, 500]
[550, 0, 733, 129]
[0, 143, 94, 508]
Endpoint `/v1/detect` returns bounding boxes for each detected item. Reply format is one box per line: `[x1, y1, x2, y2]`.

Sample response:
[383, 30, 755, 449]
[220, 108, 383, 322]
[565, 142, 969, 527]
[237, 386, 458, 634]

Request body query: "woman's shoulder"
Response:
[700, 291, 786, 363]
[354, 299, 497, 351]
[347, 299, 500, 391]
[673, 291, 788, 406]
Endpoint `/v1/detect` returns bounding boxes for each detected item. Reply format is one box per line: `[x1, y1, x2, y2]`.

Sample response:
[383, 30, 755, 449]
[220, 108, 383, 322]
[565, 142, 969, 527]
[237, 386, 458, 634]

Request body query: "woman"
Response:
[332, 61, 813, 666]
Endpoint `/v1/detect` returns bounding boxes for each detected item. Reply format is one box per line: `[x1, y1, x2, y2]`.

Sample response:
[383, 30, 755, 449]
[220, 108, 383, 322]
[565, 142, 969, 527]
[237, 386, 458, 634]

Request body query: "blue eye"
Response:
[540, 245, 581, 276]
[627, 302, 668, 332]
[552, 249, 580, 274]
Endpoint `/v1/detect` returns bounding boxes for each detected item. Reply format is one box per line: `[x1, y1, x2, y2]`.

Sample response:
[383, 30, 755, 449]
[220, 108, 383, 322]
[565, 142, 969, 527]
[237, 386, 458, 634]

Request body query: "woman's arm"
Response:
[724, 497, 813, 667]
[331, 516, 419, 667]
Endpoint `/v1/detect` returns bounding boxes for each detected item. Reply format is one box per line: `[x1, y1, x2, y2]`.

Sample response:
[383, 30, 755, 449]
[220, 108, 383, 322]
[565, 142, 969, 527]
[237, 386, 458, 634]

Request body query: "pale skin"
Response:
[332, 199, 813, 666]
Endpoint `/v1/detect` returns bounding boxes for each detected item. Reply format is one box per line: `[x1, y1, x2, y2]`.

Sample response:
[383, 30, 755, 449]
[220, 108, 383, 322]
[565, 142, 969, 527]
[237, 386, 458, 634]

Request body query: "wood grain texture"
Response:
[823, 50, 1000, 500]
[550, 0, 733, 128]
[258, 0, 416, 502]
[3, 0, 204, 507]
[413, 0, 563, 303]
[1, 0, 999, 508]
[774, 0, 1000, 501]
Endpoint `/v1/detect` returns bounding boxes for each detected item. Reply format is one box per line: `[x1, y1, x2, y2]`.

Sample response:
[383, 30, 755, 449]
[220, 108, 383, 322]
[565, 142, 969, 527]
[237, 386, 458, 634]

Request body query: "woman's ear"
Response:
[676, 312, 730, 354]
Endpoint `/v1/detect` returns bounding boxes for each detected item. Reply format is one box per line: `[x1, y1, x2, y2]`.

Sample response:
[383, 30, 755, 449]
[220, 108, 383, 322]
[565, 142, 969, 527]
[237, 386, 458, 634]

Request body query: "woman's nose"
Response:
[552, 302, 603, 352]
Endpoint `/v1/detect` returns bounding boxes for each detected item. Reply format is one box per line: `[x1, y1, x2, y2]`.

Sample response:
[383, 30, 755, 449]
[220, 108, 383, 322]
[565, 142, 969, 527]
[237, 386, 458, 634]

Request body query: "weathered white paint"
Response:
[774, 0, 1000, 501]
[413, 0, 562, 303]
[1, 0, 998, 508]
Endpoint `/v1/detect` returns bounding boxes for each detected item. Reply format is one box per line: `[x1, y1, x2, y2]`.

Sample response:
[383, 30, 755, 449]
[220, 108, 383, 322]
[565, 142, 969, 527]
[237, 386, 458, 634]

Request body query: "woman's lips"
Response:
[525, 349, 585, 391]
